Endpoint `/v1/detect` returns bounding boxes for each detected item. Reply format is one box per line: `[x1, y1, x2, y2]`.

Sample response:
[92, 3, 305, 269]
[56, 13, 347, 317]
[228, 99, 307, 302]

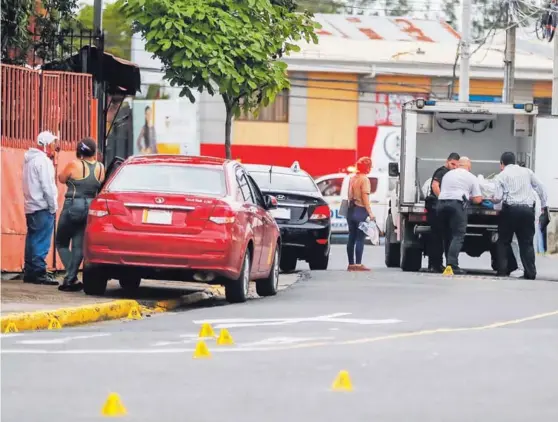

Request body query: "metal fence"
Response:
[1, 64, 93, 150]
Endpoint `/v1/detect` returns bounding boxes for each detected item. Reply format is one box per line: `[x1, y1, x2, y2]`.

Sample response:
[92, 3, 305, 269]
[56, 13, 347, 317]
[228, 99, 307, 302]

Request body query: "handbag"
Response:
[339, 177, 355, 218]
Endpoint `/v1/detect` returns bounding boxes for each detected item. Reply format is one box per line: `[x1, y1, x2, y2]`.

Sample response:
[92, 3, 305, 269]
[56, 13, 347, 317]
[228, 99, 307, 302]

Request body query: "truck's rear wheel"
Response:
[385, 215, 400, 268]
[400, 246, 422, 272]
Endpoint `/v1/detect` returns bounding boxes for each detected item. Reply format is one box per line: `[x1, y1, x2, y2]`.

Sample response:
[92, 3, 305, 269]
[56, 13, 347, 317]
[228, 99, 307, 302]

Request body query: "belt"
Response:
[439, 199, 463, 203]
[503, 203, 533, 208]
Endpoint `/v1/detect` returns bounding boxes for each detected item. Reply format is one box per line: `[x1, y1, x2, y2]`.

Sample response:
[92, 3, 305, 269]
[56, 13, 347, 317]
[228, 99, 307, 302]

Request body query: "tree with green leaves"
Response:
[119, 0, 319, 158]
[73, 3, 133, 59]
[441, 0, 459, 28]
[1, 0, 79, 64]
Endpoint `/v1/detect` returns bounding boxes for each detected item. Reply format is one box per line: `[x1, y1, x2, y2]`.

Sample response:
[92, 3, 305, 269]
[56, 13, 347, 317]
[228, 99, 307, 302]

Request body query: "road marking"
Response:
[2, 310, 556, 355]
[17, 333, 110, 345]
[194, 313, 402, 329]
[0, 333, 24, 338]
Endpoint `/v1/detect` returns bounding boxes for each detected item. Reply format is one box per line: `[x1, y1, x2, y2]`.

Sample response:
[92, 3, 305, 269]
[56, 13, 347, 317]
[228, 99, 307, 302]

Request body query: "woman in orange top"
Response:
[346, 157, 375, 271]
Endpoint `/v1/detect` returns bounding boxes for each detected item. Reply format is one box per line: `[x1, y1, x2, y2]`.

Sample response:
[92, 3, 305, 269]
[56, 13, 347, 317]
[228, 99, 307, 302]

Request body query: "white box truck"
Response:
[385, 99, 556, 272]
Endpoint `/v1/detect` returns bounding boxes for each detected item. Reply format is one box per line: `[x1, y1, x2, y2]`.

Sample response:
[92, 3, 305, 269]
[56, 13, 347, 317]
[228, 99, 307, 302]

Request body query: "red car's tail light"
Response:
[209, 205, 236, 225]
[88, 199, 109, 218]
[309, 204, 330, 220]
[105, 199, 127, 216]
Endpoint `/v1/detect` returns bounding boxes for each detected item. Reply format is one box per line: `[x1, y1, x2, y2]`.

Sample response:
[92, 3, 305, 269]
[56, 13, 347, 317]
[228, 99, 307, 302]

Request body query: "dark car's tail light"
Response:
[309, 204, 330, 220]
[209, 205, 236, 225]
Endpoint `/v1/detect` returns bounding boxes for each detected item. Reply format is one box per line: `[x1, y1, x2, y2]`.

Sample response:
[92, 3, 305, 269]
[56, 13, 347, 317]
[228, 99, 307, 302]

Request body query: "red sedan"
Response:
[83, 155, 282, 303]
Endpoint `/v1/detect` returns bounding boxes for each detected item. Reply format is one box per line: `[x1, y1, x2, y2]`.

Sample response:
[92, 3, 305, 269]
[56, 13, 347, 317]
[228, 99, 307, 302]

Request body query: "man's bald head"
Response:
[458, 157, 472, 171]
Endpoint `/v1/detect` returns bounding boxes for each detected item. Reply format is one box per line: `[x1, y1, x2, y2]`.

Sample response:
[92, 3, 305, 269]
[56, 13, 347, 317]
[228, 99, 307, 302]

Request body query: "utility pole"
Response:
[503, 3, 516, 103]
[93, 0, 106, 161]
[458, 0, 472, 101]
[552, 35, 558, 114]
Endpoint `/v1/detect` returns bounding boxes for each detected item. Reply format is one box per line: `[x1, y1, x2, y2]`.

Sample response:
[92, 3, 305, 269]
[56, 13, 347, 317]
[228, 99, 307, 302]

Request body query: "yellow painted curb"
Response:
[0, 300, 141, 333]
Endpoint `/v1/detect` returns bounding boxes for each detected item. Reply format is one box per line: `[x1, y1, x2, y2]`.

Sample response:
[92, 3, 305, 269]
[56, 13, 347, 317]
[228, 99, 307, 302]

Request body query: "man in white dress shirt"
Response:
[492, 152, 548, 280]
[437, 157, 483, 275]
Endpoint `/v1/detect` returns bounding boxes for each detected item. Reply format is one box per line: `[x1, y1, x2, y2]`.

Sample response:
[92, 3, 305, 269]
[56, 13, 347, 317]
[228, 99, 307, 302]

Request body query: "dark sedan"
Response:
[245, 163, 331, 272]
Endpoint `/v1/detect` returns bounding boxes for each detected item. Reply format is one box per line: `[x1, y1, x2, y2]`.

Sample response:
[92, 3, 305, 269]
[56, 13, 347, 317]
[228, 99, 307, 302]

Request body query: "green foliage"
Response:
[1, 0, 79, 64]
[73, 3, 132, 59]
[119, 0, 319, 157]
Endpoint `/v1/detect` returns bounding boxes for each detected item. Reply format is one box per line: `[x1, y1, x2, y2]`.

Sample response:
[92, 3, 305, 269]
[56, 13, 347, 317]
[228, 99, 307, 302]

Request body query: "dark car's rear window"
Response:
[107, 164, 226, 196]
[250, 171, 317, 193]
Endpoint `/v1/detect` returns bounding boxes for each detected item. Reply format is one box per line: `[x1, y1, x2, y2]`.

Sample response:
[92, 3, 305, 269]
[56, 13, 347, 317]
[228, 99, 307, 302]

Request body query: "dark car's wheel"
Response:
[256, 245, 279, 297]
[83, 266, 109, 296]
[400, 245, 422, 272]
[119, 276, 141, 292]
[279, 252, 297, 273]
[225, 250, 250, 303]
[309, 248, 329, 270]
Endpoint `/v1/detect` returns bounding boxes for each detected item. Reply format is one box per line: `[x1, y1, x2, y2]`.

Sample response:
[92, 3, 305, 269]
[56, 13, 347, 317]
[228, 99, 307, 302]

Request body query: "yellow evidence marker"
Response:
[127, 306, 142, 320]
[442, 266, 454, 276]
[331, 370, 353, 392]
[198, 323, 215, 338]
[48, 318, 62, 330]
[101, 392, 127, 417]
[3, 322, 18, 334]
[193, 341, 212, 359]
[216, 328, 234, 346]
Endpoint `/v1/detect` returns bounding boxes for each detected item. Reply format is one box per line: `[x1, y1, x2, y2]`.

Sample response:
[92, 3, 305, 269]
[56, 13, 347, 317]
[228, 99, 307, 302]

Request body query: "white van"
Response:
[315, 170, 392, 235]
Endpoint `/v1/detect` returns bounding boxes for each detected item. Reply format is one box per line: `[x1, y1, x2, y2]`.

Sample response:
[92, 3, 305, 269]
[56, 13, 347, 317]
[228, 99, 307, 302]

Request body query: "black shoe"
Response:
[58, 277, 83, 292]
[451, 266, 466, 275]
[428, 265, 445, 273]
[35, 273, 59, 286]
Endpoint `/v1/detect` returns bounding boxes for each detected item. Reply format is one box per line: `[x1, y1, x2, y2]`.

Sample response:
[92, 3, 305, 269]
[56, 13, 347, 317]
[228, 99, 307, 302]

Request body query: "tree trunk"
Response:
[224, 104, 233, 160]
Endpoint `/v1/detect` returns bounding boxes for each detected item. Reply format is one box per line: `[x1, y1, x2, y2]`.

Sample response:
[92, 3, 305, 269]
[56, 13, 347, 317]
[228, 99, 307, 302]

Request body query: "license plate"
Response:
[142, 209, 173, 225]
[270, 207, 291, 220]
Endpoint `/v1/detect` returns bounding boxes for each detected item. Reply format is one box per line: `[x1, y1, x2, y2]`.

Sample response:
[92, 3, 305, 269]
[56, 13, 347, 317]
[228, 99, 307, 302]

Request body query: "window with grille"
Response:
[238, 89, 289, 122]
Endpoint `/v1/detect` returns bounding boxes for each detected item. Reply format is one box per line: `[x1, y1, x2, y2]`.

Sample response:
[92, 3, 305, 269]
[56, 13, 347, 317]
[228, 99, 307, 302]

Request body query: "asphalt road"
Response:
[2, 246, 558, 422]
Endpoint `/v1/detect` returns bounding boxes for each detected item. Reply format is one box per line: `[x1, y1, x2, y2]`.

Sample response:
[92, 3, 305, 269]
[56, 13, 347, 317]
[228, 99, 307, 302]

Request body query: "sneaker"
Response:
[509, 270, 524, 278]
[35, 273, 59, 286]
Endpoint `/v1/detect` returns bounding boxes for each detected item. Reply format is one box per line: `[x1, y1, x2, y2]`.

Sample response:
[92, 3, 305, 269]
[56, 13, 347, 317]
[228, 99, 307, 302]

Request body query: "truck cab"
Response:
[385, 100, 547, 272]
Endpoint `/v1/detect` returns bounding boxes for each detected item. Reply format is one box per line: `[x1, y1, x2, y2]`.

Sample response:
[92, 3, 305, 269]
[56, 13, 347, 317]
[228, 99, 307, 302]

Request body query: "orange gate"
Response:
[1, 64, 95, 272]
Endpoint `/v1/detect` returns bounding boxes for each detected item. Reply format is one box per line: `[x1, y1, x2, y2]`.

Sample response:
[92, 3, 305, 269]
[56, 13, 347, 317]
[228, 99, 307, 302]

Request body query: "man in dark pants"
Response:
[492, 152, 548, 280]
[425, 152, 460, 272]
[437, 157, 483, 275]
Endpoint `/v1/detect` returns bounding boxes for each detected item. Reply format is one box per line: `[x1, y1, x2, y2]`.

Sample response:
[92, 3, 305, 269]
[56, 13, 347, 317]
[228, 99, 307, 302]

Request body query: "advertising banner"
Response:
[132, 99, 200, 156]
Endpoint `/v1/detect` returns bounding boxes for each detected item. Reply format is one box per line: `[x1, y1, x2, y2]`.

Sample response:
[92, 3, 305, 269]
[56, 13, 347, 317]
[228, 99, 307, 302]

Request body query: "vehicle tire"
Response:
[400, 246, 422, 272]
[225, 250, 250, 304]
[119, 276, 141, 292]
[83, 266, 109, 296]
[279, 252, 297, 273]
[385, 215, 400, 268]
[256, 245, 280, 297]
[309, 249, 329, 270]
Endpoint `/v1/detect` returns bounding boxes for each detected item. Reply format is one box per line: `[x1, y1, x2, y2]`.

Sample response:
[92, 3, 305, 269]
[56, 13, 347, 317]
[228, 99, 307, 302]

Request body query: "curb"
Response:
[0, 275, 303, 333]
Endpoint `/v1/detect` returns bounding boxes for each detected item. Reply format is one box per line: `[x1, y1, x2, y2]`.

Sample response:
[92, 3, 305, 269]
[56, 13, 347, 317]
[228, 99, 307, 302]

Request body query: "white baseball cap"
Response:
[37, 131, 58, 146]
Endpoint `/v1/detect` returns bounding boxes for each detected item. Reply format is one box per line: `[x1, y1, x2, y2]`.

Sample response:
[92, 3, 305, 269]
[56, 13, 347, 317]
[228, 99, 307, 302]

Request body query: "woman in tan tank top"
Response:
[346, 157, 375, 271]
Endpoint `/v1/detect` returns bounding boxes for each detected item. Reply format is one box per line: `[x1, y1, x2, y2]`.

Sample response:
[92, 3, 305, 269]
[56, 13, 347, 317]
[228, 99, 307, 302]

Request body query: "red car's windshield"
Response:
[107, 163, 226, 196]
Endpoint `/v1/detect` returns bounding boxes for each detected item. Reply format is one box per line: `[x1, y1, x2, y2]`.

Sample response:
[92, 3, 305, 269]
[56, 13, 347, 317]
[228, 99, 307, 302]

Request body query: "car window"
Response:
[250, 171, 317, 193]
[317, 177, 344, 197]
[107, 164, 225, 196]
[369, 177, 378, 194]
[236, 169, 255, 204]
[246, 174, 266, 208]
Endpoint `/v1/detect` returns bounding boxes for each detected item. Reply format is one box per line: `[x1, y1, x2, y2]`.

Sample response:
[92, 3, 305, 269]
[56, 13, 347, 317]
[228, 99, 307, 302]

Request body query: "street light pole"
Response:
[503, 2, 516, 103]
[93, 0, 106, 162]
[458, 0, 472, 102]
[552, 34, 558, 114]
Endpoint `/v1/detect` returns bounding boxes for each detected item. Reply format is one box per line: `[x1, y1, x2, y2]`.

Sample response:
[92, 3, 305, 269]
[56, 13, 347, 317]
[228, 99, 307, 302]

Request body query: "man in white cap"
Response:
[22, 131, 59, 285]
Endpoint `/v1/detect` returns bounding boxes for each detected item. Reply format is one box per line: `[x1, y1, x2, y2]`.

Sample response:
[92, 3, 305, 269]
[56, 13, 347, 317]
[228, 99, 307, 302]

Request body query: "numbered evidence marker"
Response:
[48, 318, 62, 330]
[216, 328, 234, 346]
[442, 266, 454, 276]
[101, 393, 127, 417]
[198, 323, 215, 338]
[193, 340, 212, 359]
[127, 306, 142, 320]
[331, 370, 353, 392]
[3, 322, 18, 333]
